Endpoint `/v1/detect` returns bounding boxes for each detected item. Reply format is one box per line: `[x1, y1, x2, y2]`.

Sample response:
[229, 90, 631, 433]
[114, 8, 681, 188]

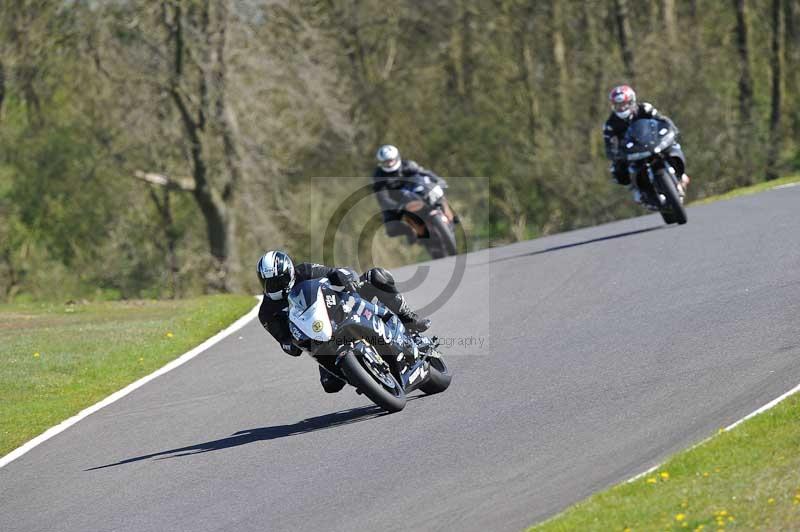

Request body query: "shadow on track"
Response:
[488, 225, 665, 265]
[86, 404, 392, 471]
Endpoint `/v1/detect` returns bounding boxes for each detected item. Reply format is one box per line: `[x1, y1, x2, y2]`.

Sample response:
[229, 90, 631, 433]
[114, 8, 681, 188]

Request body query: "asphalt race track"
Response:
[2, 186, 800, 532]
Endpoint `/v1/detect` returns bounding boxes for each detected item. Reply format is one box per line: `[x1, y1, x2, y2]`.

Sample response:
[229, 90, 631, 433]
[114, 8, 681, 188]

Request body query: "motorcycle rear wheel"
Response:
[340, 351, 407, 413]
[419, 356, 452, 395]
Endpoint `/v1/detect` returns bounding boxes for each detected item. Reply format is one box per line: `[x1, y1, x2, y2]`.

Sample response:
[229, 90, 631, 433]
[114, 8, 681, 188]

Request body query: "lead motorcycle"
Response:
[622, 118, 688, 225]
[396, 174, 458, 259]
[287, 277, 452, 413]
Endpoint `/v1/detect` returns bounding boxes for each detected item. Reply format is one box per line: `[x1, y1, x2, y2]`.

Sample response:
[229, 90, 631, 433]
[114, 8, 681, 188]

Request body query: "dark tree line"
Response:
[1, 0, 798, 300]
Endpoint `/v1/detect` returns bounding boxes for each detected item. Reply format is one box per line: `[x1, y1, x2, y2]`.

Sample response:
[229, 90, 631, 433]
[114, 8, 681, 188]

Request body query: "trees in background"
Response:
[1, 0, 799, 300]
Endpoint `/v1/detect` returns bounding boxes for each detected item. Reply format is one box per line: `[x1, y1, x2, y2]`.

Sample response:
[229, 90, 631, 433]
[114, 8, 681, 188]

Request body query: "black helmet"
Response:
[256, 250, 295, 299]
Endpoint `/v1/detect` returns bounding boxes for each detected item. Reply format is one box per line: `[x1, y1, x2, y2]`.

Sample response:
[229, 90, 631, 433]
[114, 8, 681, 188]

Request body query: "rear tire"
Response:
[419, 357, 452, 395]
[426, 215, 457, 258]
[340, 352, 406, 413]
[655, 169, 687, 225]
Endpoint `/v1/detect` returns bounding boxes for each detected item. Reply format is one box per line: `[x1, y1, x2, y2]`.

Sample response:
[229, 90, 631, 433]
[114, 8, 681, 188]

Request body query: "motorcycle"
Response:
[287, 277, 452, 413]
[622, 118, 688, 225]
[396, 174, 458, 259]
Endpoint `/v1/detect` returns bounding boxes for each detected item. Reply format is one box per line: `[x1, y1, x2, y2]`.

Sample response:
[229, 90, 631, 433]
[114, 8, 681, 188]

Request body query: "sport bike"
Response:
[287, 278, 452, 413]
[397, 174, 458, 258]
[622, 118, 688, 225]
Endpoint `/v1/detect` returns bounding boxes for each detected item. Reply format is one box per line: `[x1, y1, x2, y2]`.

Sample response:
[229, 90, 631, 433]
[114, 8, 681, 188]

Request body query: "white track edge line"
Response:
[773, 182, 800, 189]
[0, 296, 263, 469]
[625, 380, 800, 484]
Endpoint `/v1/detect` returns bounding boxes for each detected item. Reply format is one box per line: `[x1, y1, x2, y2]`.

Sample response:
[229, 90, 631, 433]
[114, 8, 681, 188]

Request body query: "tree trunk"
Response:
[733, 0, 754, 126]
[662, 0, 678, 49]
[612, 0, 636, 83]
[767, 0, 784, 179]
[459, 0, 475, 105]
[583, 0, 606, 157]
[514, 3, 538, 148]
[0, 61, 5, 120]
[163, 0, 239, 292]
[551, 0, 569, 125]
[784, 0, 800, 139]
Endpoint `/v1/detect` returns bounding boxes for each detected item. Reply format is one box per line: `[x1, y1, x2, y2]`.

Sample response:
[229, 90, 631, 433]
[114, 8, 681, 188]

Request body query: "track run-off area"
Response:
[2, 186, 799, 532]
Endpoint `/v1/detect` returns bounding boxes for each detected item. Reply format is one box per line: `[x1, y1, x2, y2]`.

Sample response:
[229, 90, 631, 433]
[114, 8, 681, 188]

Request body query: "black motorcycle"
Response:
[622, 118, 688, 225]
[396, 174, 458, 258]
[287, 278, 452, 413]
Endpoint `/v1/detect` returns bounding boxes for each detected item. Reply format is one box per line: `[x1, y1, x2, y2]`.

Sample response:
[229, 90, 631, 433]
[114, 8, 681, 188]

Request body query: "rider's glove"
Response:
[281, 342, 302, 357]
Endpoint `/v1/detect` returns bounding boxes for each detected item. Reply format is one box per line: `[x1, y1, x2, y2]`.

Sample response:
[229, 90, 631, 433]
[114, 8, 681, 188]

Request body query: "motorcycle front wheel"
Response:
[340, 351, 407, 413]
[655, 169, 687, 225]
[425, 215, 457, 259]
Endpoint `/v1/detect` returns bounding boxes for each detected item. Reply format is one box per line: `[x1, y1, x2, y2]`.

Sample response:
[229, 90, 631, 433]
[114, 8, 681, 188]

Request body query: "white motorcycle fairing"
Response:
[288, 286, 333, 342]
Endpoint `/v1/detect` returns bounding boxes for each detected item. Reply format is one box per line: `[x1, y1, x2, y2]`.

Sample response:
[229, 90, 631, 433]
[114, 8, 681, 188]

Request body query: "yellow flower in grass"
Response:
[166, 332, 174, 338]
[646, 476, 657, 484]
[694, 525, 705, 532]
[33, 352, 40, 358]
[675, 513, 686, 522]
[660, 471, 670, 481]
[768, 498, 775, 504]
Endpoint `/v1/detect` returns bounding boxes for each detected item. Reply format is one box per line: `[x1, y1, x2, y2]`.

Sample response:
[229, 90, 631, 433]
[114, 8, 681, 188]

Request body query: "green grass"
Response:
[0, 295, 256, 457]
[530, 393, 800, 532]
[691, 174, 800, 205]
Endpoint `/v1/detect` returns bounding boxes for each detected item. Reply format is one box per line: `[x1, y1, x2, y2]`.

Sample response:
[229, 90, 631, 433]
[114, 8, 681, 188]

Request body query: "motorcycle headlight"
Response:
[427, 185, 444, 203]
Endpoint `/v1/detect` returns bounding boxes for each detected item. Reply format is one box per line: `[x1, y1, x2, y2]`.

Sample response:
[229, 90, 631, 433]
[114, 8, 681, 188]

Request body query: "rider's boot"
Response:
[384, 293, 431, 333]
[629, 184, 643, 204]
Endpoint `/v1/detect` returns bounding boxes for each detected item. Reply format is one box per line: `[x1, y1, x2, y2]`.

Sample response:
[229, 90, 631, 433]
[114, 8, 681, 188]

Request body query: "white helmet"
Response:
[376, 144, 401, 172]
[256, 250, 295, 300]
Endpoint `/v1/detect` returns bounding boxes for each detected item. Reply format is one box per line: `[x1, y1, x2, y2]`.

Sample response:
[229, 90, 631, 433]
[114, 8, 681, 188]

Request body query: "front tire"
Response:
[425, 214, 457, 258]
[340, 352, 406, 413]
[655, 169, 687, 225]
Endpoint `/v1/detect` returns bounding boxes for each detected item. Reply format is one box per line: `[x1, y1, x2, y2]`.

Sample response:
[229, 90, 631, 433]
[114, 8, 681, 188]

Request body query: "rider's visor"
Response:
[612, 100, 634, 114]
[380, 157, 399, 171]
[262, 272, 291, 294]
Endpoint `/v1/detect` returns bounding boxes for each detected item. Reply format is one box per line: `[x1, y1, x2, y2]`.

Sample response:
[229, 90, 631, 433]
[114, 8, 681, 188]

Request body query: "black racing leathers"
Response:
[258, 263, 355, 356]
[372, 160, 441, 226]
[258, 264, 407, 357]
[603, 102, 680, 184]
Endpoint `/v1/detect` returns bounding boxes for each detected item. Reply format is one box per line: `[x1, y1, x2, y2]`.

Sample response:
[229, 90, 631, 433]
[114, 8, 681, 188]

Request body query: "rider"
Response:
[256, 250, 431, 393]
[372, 144, 445, 241]
[603, 85, 690, 203]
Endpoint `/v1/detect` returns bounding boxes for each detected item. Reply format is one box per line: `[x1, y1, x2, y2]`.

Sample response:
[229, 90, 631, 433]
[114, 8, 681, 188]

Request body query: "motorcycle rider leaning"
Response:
[256, 250, 431, 393]
[603, 85, 690, 203]
[372, 144, 445, 241]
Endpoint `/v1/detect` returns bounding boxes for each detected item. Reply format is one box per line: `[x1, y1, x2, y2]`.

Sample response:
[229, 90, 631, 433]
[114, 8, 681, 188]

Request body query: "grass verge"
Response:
[691, 174, 800, 205]
[529, 393, 800, 531]
[0, 295, 256, 457]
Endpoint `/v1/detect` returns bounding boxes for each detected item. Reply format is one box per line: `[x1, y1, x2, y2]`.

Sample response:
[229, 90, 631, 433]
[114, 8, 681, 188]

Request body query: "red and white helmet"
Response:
[609, 85, 637, 120]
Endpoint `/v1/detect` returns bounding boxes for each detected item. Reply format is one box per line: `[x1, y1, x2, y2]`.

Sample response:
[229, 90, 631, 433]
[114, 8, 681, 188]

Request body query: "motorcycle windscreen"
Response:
[625, 119, 662, 151]
[288, 283, 333, 342]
